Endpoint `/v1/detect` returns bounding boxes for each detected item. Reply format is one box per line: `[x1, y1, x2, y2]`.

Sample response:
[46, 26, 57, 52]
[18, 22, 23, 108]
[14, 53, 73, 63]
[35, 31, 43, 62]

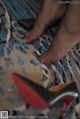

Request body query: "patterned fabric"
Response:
[0, 0, 80, 118]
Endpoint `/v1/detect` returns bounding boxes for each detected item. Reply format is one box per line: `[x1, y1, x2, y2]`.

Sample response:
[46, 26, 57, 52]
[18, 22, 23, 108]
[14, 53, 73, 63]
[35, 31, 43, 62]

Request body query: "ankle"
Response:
[63, 20, 80, 36]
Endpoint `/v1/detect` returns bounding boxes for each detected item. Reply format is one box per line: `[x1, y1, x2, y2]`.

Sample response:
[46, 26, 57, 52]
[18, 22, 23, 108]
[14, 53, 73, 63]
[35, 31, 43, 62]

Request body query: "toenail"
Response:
[41, 60, 45, 64]
[23, 39, 26, 42]
[26, 32, 30, 36]
[23, 38, 29, 43]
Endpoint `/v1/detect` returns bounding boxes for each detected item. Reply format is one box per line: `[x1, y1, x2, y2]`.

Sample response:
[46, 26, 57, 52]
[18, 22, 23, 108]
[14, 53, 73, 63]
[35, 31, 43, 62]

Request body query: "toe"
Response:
[23, 32, 30, 43]
[37, 52, 62, 65]
[38, 53, 50, 64]
[37, 54, 45, 64]
[23, 30, 35, 43]
[23, 26, 43, 43]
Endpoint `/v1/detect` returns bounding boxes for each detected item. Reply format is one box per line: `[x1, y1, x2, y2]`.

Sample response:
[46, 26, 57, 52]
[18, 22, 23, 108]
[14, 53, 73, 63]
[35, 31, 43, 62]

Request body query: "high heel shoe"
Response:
[12, 73, 79, 109]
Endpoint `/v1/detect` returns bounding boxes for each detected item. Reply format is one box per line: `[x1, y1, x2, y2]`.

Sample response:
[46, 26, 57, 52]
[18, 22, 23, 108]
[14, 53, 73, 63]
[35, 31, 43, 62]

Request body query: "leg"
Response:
[24, 0, 67, 43]
[38, 2, 80, 64]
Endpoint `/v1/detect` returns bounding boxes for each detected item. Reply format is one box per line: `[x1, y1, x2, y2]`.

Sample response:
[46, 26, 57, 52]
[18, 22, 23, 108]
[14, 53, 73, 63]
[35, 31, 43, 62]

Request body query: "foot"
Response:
[38, 23, 80, 65]
[24, 0, 66, 43]
[37, 3, 80, 65]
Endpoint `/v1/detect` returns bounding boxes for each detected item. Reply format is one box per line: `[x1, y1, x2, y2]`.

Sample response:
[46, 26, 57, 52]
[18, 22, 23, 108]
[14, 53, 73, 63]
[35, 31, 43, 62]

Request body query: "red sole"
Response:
[12, 74, 49, 108]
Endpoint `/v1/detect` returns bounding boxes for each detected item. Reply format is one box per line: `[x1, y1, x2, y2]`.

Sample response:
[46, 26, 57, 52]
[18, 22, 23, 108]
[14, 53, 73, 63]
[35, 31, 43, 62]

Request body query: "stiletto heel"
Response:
[12, 73, 79, 109]
[60, 97, 73, 118]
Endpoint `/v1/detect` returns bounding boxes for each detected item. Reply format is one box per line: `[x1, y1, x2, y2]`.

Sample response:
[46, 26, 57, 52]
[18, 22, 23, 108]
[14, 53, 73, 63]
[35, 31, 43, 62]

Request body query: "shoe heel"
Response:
[60, 97, 74, 119]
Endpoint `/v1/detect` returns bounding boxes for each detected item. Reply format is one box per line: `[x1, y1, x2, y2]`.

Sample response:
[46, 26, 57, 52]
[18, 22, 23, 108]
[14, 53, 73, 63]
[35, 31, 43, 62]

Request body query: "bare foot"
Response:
[38, 3, 80, 64]
[38, 26, 80, 64]
[24, 0, 67, 43]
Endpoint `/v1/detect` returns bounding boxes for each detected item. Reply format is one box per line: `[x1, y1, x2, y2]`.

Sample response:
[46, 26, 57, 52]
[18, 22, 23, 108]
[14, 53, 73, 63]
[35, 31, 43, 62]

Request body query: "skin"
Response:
[24, 0, 80, 65]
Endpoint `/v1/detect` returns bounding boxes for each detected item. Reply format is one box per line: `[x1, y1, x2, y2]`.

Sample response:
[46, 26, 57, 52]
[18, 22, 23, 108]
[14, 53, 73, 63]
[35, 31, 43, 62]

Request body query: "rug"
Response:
[0, 0, 80, 119]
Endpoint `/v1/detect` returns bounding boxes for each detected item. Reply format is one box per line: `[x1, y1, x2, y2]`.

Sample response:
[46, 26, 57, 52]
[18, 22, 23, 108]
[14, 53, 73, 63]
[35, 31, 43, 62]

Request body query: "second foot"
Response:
[24, 0, 67, 43]
[37, 28, 80, 65]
